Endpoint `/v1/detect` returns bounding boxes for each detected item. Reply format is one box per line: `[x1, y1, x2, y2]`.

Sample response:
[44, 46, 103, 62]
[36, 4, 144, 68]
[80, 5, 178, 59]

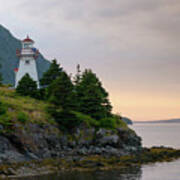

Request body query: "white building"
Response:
[15, 36, 39, 88]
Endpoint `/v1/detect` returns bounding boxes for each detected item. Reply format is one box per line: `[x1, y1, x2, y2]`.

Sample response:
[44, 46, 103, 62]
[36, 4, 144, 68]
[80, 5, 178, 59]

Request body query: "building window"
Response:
[24, 44, 29, 48]
[25, 60, 30, 65]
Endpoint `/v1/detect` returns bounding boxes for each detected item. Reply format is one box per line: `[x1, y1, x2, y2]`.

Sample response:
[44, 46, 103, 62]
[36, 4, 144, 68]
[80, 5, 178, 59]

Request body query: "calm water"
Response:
[17, 123, 180, 180]
[130, 123, 180, 148]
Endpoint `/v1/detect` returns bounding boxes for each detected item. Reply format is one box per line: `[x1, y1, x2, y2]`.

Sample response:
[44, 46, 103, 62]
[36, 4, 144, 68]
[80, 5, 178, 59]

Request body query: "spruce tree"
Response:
[47, 71, 79, 131]
[75, 69, 112, 120]
[73, 64, 81, 84]
[73, 64, 82, 110]
[16, 73, 38, 98]
[48, 71, 75, 109]
[40, 59, 63, 87]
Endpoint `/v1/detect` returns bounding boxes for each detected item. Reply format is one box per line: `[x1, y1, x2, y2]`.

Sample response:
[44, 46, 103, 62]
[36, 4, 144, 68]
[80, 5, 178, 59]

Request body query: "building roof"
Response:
[23, 35, 34, 43]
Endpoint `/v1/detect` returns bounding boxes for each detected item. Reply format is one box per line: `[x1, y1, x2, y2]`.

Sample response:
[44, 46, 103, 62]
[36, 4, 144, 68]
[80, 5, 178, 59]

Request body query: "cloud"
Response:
[0, 0, 180, 120]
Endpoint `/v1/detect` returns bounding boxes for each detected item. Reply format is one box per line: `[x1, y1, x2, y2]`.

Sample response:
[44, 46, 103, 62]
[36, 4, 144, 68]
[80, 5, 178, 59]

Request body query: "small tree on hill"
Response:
[47, 71, 79, 131]
[75, 69, 112, 120]
[16, 73, 38, 98]
[48, 71, 75, 109]
[40, 59, 63, 87]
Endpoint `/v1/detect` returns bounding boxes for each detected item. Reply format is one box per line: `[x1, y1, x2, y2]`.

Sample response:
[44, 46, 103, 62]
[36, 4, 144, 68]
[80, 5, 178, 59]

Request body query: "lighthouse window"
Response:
[24, 43, 29, 48]
[25, 60, 30, 65]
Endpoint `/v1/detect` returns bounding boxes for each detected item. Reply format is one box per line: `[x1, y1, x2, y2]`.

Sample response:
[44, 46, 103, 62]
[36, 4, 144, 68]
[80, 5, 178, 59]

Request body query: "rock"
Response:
[0, 120, 142, 163]
[6, 168, 16, 175]
[117, 128, 142, 148]
[25, 152, 39, 160]
[93, 147, 102, 154]
[68, 141, 76, 148]
[79, 160, 105, 168]
[59, 135, 68, 146]
[96, 128, 107, 137]
[77, 147, 88, 155]
[0, 125, 3, 131]
[0, 174, 6, 179]
[98, 135, 119, 147]
[104, 146, 120, 156]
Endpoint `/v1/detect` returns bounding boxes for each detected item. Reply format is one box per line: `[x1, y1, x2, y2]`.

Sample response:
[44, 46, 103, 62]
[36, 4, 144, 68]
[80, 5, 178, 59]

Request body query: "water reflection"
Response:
[16, 167, 142, 180]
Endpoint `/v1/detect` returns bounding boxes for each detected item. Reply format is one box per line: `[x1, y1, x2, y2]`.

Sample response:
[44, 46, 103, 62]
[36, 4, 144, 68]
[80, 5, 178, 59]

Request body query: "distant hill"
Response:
[134, 119, 180, 123]
[121, 117, 133, 125]
[0, 25, 50, 85]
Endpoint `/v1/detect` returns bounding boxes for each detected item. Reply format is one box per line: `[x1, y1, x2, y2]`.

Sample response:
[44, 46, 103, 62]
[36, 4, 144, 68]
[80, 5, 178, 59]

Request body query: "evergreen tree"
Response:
[47, 71, 79, 131]
[48, 71, 75, 109]
[75, 69, 112, 120]
[73, 64, 82, 110]
[49, 109, 81, 131]
[40, 59, 63, 87]
[16, 73, 38, 98]
[73, 64, 81, 84]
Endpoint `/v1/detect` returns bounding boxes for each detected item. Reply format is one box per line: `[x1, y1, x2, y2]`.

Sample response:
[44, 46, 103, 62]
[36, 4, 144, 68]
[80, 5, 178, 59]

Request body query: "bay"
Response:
[130, 123, 180, 148]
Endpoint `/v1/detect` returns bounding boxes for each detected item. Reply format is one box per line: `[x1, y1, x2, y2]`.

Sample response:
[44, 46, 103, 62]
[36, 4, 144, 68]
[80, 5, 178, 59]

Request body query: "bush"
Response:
[49, 109, 82, 131]
[17, 112, 29, 123]
[97, 115, 128, 130]
[73, 111, 99, 128]
[113, 114, 128, 129]
[0, 102, 7, 115]
[99, 117, 117, 129]
[70, 112, 127, 130]
[0, 113, 13, 128]
[16, 73, 38, 98]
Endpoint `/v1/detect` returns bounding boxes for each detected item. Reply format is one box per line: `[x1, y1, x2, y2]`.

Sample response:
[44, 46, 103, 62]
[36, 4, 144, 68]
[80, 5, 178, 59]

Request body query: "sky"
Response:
[0, 0, 180, 121]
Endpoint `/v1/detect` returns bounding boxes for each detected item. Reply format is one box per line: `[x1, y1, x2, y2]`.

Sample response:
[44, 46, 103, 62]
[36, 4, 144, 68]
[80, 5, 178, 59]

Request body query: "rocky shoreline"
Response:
[0, 122, 179, 178]
[0, 121, 141, 178]
[0, 147, 180, 179]
[0, 122, 142, 163]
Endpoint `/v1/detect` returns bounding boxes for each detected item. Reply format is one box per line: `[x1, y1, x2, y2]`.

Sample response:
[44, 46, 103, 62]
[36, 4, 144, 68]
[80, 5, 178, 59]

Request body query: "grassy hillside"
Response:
[0, 87, 54, 131]
[0, 86, 130, 133]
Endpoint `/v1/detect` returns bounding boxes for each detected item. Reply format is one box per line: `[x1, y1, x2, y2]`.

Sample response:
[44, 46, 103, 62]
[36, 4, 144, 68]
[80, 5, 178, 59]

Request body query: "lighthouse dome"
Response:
[22, 35, 34, 49]
[23, 35, 34, 43]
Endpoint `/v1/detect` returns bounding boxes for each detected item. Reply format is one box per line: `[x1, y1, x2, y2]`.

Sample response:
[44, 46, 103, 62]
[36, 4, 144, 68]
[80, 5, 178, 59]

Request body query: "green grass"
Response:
[0, 87, 129, 132]
[73, 111, 99, 127]
[73, 111, 128, 130]
[0, 87, 55, 126]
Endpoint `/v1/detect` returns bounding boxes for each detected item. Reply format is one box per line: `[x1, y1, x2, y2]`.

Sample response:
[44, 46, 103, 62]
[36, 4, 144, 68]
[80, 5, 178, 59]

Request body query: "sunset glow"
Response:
[0, 0, 179, 121]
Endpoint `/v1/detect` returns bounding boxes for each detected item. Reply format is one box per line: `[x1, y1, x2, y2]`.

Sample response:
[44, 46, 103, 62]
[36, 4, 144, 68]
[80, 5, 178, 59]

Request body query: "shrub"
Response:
[48, 108, 82, 132]
[72, 111, 99, 128]
[17, 112, 29, 123]
[114, 115, 128, 129]
[0, 113, 13, 128]
[0, 102, 7, 115]
[55, 110, 82, 131]
[99, 117, 117, 129]
[16, 73, 38, 98]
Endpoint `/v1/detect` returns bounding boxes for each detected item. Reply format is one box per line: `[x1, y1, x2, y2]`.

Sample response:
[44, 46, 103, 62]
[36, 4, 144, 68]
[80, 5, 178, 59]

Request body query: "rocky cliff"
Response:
[0, 122, 142, 163]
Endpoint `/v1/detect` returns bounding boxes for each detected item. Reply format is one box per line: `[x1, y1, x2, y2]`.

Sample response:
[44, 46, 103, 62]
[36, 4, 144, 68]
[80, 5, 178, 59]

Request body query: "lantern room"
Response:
[22, 35, 34, 49]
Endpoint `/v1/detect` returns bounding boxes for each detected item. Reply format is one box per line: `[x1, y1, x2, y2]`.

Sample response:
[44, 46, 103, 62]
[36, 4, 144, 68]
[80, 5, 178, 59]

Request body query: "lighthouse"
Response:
[15, 36, 39, 88]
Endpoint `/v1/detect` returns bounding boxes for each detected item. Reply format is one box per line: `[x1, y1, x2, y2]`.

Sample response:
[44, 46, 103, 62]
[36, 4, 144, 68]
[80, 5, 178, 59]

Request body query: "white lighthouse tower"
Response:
[15, 36, 39, 88]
